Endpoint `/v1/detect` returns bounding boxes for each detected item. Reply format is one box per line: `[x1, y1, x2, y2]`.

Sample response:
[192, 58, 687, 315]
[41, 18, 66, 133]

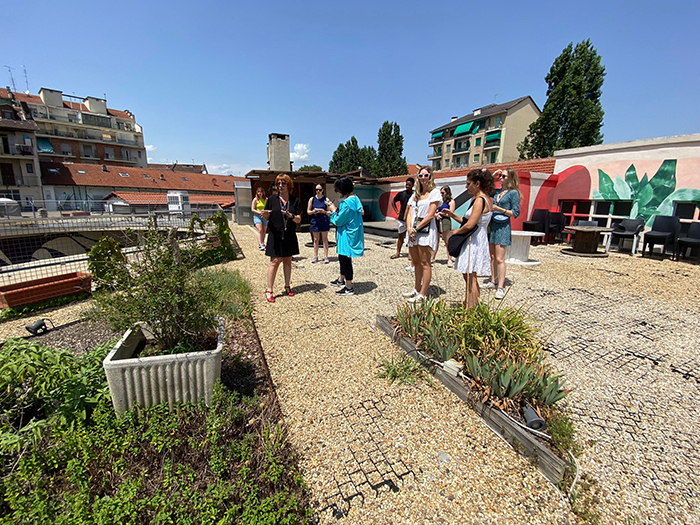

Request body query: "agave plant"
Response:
[593, 160, 700, 227]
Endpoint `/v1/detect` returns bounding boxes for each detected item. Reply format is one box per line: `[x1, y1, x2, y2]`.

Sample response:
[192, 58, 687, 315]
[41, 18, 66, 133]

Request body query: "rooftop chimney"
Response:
[102, 164, 108, 172]
[451, 116, 458, 122]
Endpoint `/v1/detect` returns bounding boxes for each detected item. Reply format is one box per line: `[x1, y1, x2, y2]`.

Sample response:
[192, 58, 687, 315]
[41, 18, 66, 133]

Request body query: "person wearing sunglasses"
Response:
[486, 168, 521, 299]
[403, 166, 441, 303]
[260, 174, 302, 302]
[307, 185, 331, 264]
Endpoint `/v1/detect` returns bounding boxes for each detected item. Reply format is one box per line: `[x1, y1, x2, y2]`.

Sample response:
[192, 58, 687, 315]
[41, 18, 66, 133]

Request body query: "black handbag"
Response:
[448, 219, 478, 257]
[413, 216, 429, 234]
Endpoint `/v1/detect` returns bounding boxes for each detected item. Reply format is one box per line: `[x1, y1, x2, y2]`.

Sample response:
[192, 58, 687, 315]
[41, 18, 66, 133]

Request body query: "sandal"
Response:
[390, 254, 400, 259]
[265, 290, 275, 303]
[284, 286, 295, 297]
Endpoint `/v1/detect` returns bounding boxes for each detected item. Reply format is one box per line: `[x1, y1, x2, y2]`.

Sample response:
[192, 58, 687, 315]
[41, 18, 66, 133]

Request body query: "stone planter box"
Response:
[376, 315, 571, 486]
[103, 317, 224, 415]
[0, 272, 92, 309]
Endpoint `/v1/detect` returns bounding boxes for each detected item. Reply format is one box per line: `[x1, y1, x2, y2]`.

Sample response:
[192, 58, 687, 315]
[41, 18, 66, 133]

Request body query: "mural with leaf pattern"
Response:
[592, 159, 700, 226]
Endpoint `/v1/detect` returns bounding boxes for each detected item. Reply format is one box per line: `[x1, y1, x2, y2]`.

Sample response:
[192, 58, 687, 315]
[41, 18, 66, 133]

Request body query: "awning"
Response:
[37, 138, 54, 153]
[431, 131, 444, 139]
[485, 131, 502, 142]
[454, 122, 473, 136]
[472, 120, 485, 134]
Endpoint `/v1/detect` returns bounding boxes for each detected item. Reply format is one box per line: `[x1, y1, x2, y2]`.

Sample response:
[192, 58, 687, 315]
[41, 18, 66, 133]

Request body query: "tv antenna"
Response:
[4, 66, 17, 92]
[494, 93, 499, 103]
[22, 65, 29, 92]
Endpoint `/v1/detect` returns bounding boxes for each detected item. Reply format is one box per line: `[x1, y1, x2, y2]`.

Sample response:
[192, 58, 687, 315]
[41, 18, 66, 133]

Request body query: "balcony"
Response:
[428, 152, 442, 160]
[429, 136, 444, 145]
[0, 144, 34, 156]
[117, 138, 138, 146]
[453, 145, 470, 154]
[483, 140, 501, 150]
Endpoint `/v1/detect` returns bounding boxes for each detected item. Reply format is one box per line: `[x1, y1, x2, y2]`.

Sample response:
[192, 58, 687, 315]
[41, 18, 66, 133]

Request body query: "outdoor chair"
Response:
[675, 222, 700, 262]
[605, 219, 645, 255]
[642, 215, 680, 258]
[522, 209, 550, 245]
[547, 212, 565, 243]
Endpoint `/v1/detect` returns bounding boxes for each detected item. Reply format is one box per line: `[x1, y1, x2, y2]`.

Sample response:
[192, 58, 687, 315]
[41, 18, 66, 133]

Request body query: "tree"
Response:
[328, 136, 377, 175]
[375, 121, 408, 178]
[296, 164, 323, 172]
[518, 39, 606, 160]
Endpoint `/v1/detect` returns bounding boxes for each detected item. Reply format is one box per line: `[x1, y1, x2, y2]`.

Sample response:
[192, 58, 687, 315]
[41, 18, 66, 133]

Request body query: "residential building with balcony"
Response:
[428, 96, 540, 171]
[0, 87, 147, 169]
[0, 94, 41, 202]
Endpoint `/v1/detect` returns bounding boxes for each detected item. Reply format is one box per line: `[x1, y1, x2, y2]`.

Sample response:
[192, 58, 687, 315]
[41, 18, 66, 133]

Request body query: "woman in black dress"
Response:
[260, 174, 302, 302]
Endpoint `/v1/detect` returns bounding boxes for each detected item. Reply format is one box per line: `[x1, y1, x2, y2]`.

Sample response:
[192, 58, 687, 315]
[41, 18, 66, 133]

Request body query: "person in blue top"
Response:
[328, 176, 364, 296]
[307, 184, 332, 264]
[486, 168, 521, 299]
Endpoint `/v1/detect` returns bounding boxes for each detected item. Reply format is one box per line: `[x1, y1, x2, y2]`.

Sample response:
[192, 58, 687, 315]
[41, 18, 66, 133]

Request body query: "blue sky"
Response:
[4, 1, 699, 175]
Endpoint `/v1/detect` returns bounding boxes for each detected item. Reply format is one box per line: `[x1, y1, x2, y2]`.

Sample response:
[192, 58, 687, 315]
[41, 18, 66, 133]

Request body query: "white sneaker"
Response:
[495, 288, 506, 300]
[405, 265, 415, 272]
[402, 290, 418, 298]
[407, 293, 425, 303]
[482, 281, 496, 290]
[259, 244, 265, 251]
[447, 259, 454, 268]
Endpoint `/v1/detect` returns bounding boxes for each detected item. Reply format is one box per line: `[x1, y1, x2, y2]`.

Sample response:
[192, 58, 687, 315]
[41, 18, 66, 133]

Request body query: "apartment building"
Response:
[0, 95, 41, 202]
[428, 96, 540, 171]
[0, 87, 147, 169]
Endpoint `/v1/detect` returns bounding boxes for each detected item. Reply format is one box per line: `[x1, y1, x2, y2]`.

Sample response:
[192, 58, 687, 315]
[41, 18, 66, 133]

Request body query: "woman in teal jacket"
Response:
[328, 176, 364, 296]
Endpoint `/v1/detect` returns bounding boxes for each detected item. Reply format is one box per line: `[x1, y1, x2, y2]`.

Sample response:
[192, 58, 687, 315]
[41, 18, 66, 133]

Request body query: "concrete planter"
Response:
[103, 317, 224, 415]
[0, 272, 92, 309]
[376, 315, 571, 486]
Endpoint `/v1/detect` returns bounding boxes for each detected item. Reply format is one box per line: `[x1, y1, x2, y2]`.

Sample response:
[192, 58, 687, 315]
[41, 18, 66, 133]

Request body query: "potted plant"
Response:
[90, 225, 231, 414]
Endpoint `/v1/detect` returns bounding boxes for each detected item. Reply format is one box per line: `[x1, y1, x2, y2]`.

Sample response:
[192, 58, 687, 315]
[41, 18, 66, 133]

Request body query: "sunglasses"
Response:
[315, 188, 323, 192]
[277, 181, 287, 186]
[418, 173, 431, 178]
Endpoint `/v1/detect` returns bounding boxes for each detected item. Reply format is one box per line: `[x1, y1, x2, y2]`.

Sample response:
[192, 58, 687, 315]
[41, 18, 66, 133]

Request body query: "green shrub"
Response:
[87, 236, 129, 291]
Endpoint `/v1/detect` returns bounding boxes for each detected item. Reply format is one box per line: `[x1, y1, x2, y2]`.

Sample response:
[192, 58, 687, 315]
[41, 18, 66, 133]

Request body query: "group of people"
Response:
[252, 174, 364, 303]
[251, 166, 521, 308]
[395, 166, 521, 307]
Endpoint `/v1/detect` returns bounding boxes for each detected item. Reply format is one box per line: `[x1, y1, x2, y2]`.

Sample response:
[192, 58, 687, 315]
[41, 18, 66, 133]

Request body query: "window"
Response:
[119, 172, 129, 177]
[26, 163, 34, 173]
[61, 143, 72, 156]
[138, 151, 142, 159]
[473, 154, 480, 163]
[143, 173, 150, 178]
[490, 151, 497, 163]
[435, 160, 441, 170]
[495, 116, 503, 128]
[123, 150, 131, 160]
[475, 138, 482, 146]
[444, 159, 450, 167]
[181, 177, 188, 181]
[560, 200, 593, 226]
[2, 110, 12, 119]
[104, 147, 114, 159]
[82, 145, 95, 157]
[78, 170, 86, 174]
[455, 157, 461, 167]
[446, 144, 451, 153]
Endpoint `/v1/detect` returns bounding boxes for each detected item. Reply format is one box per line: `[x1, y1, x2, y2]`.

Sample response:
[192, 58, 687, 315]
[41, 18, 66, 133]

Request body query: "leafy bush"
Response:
[87, 236, 129, 291]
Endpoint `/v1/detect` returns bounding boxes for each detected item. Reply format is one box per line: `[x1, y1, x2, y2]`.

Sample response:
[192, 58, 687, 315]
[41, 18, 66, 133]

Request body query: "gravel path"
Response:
[227, 224, 574, 524]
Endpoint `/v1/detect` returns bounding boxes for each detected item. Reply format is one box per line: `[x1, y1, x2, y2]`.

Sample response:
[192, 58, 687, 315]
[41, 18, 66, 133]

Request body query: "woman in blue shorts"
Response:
[307, 184, 331, 263]
[487, 168, 521, 299]
[251, 185, 268, 251]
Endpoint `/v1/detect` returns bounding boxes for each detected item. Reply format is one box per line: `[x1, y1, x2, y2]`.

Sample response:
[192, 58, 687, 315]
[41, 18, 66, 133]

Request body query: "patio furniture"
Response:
[564, 220, 597, 243]
[605, 219, 645, 255]
[642, 215, 681, 258]
[561, 226, 614, 257]
[547, 212, 565, 243]
[505, 231, 546, 266]
[522, 209, 550, 245]
[675, 222, 700, 262]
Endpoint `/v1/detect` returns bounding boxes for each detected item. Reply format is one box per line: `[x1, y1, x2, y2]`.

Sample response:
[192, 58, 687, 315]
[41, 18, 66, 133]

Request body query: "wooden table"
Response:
[505, 231, 546, 266]
[561, 226, 614, 257]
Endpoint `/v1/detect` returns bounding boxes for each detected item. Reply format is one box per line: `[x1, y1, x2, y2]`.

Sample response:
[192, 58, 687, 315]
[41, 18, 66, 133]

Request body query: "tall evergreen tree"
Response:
[296, 164, 323, 172]
[518, 39, 606, 159]
[329, 137, 377, 174]
[375, 121, 408, 178]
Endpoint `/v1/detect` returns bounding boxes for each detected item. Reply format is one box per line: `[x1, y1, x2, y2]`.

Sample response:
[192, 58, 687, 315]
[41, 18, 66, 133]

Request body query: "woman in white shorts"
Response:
[403, 166, 441, 303]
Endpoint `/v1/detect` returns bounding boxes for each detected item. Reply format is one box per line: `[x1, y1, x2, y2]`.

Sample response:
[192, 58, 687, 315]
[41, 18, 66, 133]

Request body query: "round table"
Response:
[561, 226, 614, 257]
[505, 231, 546, 266]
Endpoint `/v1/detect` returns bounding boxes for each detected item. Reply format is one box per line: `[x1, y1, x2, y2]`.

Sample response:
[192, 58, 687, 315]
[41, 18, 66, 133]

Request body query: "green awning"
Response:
[453, 122, 473, 136]
[431, 131, 444, 139]
[37, 138, 54, 153]
[472, 120, 485, 134]
[485, 131, 502, 142]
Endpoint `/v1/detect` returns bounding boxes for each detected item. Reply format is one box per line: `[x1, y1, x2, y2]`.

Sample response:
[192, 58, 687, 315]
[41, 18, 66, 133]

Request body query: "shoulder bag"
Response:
[447, 196, 485, 257]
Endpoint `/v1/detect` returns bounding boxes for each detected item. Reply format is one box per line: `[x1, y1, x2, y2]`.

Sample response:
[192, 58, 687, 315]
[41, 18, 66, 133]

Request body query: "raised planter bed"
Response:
[0, 271, 92, 309]
[103, 317, 224, 415]
[376, 315, 571, 486]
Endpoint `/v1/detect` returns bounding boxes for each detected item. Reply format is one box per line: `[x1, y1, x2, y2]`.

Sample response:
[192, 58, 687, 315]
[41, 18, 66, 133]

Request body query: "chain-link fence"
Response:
[0, 209, 230, 308]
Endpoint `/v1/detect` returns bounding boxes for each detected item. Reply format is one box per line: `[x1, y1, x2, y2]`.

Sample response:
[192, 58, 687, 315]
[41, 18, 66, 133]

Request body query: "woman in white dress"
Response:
[404, 166, 441, 303]
[442, 168, 494, 308]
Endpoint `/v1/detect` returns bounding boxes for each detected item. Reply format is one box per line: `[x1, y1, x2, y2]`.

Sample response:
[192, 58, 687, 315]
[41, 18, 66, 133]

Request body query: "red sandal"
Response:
[284, 286, 295, 297]
[265, 290, 275, 303]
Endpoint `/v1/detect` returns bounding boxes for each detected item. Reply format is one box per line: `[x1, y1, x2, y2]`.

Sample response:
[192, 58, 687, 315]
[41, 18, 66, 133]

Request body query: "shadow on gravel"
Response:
[350, 281, 377, 295]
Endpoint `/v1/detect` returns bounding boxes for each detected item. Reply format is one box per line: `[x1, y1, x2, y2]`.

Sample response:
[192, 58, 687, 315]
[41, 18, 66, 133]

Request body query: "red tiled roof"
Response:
[406, 164, 420, 175]
[377, 157, 556, 183]
[0, 88, 135, 121]
[103, 191, 235, 208]
[148, 163, 206, 173]
[41, 162, 242, 193]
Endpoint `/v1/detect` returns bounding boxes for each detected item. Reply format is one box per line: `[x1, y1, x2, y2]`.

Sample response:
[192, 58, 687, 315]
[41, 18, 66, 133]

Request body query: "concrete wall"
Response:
[503, 100, 539, 163]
